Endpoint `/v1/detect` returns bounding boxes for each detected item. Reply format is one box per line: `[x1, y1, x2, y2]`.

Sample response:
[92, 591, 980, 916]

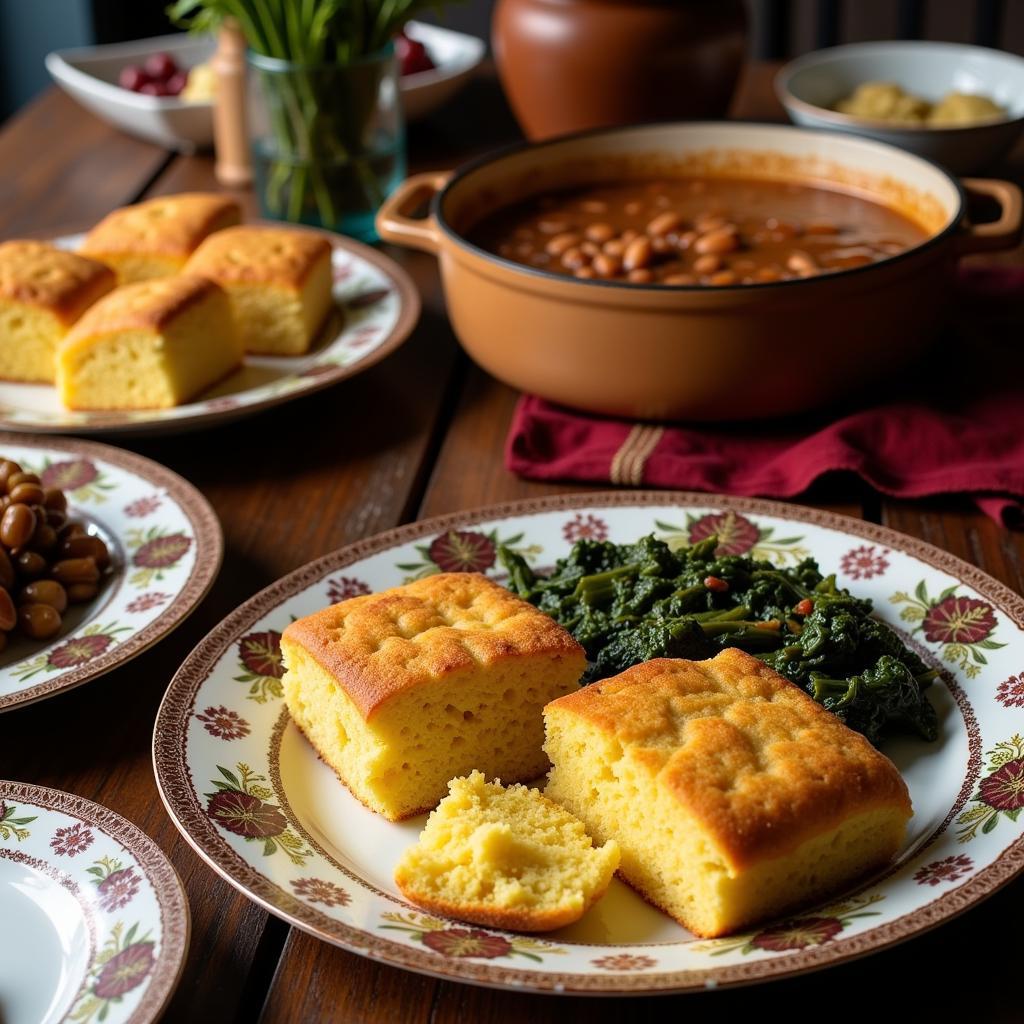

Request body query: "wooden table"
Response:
[2, 63, 1023, 1022]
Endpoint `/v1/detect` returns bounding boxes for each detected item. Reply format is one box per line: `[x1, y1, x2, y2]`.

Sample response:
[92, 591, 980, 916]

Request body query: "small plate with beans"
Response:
[0, 434, 221, 712]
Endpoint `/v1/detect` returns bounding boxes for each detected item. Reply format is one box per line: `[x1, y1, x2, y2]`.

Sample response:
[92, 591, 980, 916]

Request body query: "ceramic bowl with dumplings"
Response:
[776, 41, 1024, 175]
[376, 120, 1021, 422]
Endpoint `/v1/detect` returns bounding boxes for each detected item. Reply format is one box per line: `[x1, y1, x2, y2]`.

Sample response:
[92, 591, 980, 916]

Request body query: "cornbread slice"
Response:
[395, 771, 620, 932]
[0, 241, 115, 382]
[184, 226, 333, 354]
[543, 649, 912, 938]
[281, 573, 586, 821]
[81, 192, 241, 283]
[56, 275, 243, 410]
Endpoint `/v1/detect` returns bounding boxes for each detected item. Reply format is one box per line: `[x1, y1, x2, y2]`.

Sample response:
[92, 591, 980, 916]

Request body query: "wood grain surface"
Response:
[1, 63, 1022, 1024]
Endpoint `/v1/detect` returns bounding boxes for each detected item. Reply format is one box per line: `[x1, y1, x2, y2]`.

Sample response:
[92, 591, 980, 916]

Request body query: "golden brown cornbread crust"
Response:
[184, 226, 332, 288]
[544, 649, 911, 871]
[63, 275, 227, 341]
[81, 192, 241, 258]
[0, 241, 115, 323]
[389, 888, 608, 933]
[281, 573, 585, 721]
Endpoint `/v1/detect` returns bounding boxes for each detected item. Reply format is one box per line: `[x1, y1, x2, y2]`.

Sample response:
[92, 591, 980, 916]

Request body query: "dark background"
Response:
[4, 0, 1024, 120]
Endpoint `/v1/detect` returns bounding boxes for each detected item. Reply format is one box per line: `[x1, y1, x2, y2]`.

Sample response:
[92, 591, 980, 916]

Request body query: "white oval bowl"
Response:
[776, 41, 1024, 175]
[45, 23, 485, 154]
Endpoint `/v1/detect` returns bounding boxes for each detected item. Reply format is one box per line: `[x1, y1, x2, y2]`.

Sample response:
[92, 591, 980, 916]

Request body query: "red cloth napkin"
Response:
[505, 267, 1024, 526]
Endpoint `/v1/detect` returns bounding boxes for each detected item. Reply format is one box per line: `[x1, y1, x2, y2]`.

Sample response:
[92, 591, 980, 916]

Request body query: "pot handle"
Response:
[956, 178, 1023, 255]
[375, 171, 452, 254]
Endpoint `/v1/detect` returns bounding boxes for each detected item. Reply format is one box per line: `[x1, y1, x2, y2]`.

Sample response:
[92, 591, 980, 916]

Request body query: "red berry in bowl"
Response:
[138, 81, 170, 97]
[144, 52, 178, 81]
[118, 65, 149, 92]
[395, 30, 435, 76]
[165, 70, 189, 96]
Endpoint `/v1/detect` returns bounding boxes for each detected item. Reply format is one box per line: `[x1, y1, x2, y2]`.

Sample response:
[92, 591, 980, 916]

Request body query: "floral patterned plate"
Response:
[0, 231, 419, 436]
[0, 781, 188, 1023]
[153, 493, 1024, 994]
[0, 434, 221, 712]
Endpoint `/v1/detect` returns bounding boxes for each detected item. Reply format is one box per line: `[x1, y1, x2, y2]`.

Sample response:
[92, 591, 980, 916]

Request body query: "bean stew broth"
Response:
[470, 177, 929, 285]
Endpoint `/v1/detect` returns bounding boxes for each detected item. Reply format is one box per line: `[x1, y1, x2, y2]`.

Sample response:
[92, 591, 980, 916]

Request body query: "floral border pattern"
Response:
[0, 799, 37, 841]
[381, 912, 566, 963]
[891, 580, 1005, 678]
[690, 895, 884, 956]
[204, 762, 311, 866]
[957, 735, 1024, 841]
[655, 510, 808, 565]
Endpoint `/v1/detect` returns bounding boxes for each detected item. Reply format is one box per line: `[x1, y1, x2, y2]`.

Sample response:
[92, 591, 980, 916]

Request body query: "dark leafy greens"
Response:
[499, 534, 938, 746]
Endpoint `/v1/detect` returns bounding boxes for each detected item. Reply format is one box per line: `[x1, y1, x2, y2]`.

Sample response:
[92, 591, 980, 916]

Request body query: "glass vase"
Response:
[247, 47, 406, 242]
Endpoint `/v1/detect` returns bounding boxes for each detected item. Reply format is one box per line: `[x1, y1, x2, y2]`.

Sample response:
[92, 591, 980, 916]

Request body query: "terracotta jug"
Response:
[493, 0, 748, 140]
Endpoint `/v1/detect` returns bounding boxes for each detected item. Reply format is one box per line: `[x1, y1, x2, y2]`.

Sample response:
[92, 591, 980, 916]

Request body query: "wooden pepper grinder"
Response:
[213, 18, 252, 187]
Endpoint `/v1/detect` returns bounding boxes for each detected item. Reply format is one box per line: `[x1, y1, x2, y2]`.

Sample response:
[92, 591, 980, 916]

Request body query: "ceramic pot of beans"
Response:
[492, 0, 747, 140]
[376, 121, 1021, 421]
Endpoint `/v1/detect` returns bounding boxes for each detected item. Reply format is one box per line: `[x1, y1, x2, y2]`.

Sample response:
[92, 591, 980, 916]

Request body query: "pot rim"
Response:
[431, 119, 967, 294]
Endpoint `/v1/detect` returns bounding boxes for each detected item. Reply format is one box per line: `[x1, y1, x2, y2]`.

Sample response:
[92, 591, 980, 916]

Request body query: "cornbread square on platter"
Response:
[281, 572, 586, 822]
[56, 275, 243, 410]
[80, 192, 241, 284]
[543, 648, 912, 938]
[183, 226, 333, 355]
[0, 241, 115, 382]
[395, 771, 619, 932]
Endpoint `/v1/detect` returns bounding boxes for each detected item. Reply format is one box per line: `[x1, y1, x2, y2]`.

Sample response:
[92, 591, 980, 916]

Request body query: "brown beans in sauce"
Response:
[19, 580, 68, 613]
[470, 176, 926, 287]
[51, 557, 100, 586]
[694, 226, 740, 255]
[561, 247, 589, 270]
[66, 582, 100, 604]
[0, 589, 15, 631]
[585, 223, 615, 243]
[17, 551, 48, 579]
[18, 602, 61, 641]
[592, 253, 622, 278]
[708, 270, 739, 286]
[623, 236, 653, 272]
[545, 232, 580, 257]
[1, 504, 35, 549]
[7, 472, 40, 491]
[9, 482, 45, 506]
[0, 461, 21, 492]
[0, 548, 14, 590]
[31, 523, 57, 554]
[59, 534, 110, 567]
[693, 253, 723, 275]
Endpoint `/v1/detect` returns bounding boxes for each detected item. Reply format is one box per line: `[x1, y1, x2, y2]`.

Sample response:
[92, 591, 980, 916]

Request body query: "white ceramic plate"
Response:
[0, 435, 221, 712]
[0, 781, 188, 1024]
[46, 23, 484, 151]
[153, 493, 1024, 993]
[0, 231, 418, 437]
